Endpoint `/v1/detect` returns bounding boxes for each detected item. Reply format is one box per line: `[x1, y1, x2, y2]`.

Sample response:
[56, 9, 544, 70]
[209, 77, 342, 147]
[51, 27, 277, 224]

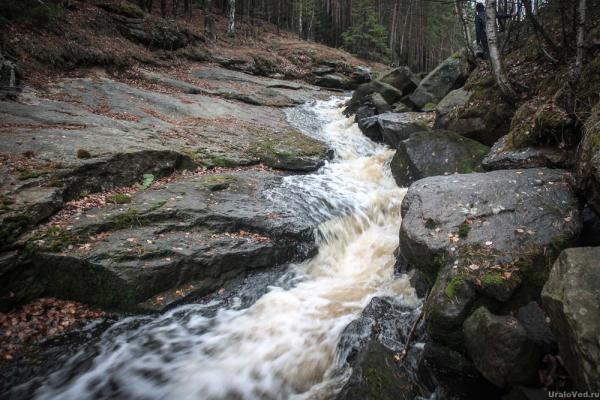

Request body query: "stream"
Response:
[15, 97, 419, 400]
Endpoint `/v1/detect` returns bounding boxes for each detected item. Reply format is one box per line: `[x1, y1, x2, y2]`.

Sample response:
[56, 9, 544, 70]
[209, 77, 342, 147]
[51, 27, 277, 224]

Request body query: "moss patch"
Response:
[106, 193, 132, 204]
[445, 275, 465, 298]
[425, 218, 439, 229]
[458, 221, 470, 238]
[109, 208, 144, 230]
[27, 226, 79, 253]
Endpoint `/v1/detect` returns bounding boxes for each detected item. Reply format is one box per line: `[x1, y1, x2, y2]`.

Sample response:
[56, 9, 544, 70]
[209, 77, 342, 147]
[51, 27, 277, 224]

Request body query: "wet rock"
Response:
[358, 112, 429, 148]
[8, 171, 318, 311]
[337, 297, 417, 358]
[336, 297, 424, 400]
[483, 135, 573, 171]
[314, 73, 351, 90]
[433, 88, 472, 129]
[515, 301, 556, 354]
[425, 267, 477, 349]
[576, 102, 600, 215]
[463, 306, 542, 387]
[408, 55, 466, 110]
[542, 247, 600, 390]
[422, 342, 499, 399]
[349, 66, 372, 86]
[399, 168, 582, 349]
[335, 341, 418, 400]
[378, 67, 419, 95]
[390, 130, 489, 187]
[344, 81, 404, 116]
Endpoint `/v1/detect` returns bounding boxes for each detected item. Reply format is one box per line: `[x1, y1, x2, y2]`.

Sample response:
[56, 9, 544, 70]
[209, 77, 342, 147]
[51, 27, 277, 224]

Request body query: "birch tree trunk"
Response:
[227, 0, 236, 35]
[568, 0, 586, 113]
[486, 0, 517, 100]
[455, 0, 475, 61]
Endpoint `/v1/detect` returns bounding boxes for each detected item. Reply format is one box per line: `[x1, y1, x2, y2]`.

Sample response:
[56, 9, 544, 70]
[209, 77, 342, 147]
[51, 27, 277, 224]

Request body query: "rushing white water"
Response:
[30, 97, 417, 400]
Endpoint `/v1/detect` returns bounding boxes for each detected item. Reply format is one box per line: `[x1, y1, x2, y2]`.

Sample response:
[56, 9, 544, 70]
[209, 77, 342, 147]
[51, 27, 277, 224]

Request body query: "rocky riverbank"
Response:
[338, 33, 600, 397]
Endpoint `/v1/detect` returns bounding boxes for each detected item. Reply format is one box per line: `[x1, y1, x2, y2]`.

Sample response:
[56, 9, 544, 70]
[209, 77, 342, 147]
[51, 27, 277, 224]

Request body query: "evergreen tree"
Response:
[341, 0, 389, 61]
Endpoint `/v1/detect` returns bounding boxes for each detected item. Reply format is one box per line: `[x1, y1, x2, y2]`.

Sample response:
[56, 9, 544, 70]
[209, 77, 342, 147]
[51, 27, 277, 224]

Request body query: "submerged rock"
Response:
[390, 130, 489, 187]
[463, 306, 541, 388]
[542, 247, 600, 390]
[408, 55, 466, 110]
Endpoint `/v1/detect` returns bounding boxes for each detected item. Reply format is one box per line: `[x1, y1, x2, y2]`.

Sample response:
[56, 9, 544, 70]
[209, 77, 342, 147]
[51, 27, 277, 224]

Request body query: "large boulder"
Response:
[483, 135, 573, 171]
[378, 67, 419, 95]
[463, 306, 542, 388]
[399, 168, 582, 349]
[344, 81, 404, 116]
[314, 73, 352, 90]
[358, 112, 432, 147]
[349, 66, 372, 86]
[576, 102, 600, 215]
[390, 130, 489, 187]
[408, 55, 466, 110]
[433, 88, 472, 129]
[439, 73, 514, 146]
[542, 247, 600, 391]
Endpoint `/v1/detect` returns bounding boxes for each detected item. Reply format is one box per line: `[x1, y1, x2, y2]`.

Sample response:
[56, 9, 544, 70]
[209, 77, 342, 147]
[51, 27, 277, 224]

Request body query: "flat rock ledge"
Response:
[1, 170, 318, 311]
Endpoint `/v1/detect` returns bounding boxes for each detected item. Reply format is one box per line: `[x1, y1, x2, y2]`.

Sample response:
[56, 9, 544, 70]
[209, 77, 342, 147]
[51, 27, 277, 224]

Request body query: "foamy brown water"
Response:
[29, 97, 417, 400]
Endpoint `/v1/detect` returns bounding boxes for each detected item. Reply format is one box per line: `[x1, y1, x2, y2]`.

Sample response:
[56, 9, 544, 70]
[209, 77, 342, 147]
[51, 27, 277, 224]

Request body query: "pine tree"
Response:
[341, 0, 389, 61]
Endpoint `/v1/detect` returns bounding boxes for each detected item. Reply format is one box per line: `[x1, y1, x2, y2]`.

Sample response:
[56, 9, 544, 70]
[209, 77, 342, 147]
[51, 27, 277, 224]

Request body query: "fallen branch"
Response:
[396, 290, 429, 363]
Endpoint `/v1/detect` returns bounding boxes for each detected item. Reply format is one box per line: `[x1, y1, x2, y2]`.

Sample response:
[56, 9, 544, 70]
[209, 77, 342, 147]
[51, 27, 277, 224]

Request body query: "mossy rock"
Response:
[507, 99, 573, 149]
[390, 130, 489, 187]
[198, 174, 237, 191]
[247, 130, 328, 171]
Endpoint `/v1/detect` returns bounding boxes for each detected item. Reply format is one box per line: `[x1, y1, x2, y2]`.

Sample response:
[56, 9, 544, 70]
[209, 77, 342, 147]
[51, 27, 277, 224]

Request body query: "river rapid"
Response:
[23, 97, 419, 400]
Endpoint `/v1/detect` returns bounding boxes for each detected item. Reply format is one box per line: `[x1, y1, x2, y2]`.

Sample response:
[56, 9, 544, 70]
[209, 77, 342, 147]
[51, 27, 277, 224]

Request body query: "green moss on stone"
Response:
[458, 221, 470, 238]
[425, 218, 438, 229]
[480, 272, 504, 286]
[445, 275, 465, 298]
[106, 193, 132, 204]
[109, 208, 142, 230]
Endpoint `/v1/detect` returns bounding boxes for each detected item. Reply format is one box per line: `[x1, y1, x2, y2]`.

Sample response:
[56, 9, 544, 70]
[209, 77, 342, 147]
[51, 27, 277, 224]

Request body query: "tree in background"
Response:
[227, 0, 235, 34]
[341, 0, 388, 61]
